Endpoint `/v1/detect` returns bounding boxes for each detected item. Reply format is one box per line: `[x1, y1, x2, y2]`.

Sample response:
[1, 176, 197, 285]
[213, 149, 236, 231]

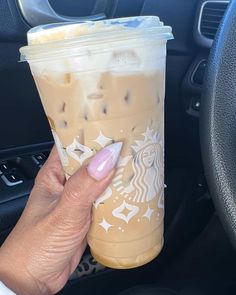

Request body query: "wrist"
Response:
[0, 269, 45, 295]
[0, 252, 49, 295]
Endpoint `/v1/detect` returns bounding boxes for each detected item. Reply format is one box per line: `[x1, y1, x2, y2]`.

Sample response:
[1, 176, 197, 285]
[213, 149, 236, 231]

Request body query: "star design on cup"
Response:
[66, 136, 93, 165]
[142, 206, 154, 222]
[99, 218, 113, 233]
[112, 201, 139, 223]
[93, 131, 112, 147]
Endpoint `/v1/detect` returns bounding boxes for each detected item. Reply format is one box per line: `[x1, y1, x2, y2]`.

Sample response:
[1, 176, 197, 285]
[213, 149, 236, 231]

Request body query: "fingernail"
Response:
[87, 142, 123, 181]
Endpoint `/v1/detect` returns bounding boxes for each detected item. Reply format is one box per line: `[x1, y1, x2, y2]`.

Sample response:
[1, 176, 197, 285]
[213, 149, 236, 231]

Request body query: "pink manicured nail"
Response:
[87, 142, 123, 181]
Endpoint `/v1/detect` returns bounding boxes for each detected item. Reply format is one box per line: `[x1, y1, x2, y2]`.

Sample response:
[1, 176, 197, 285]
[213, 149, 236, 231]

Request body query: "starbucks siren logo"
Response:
[115, 127, 164, 203]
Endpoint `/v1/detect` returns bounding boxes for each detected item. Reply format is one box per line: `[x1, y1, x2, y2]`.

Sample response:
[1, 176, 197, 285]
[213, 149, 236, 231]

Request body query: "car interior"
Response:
[0, 0, 236, 294]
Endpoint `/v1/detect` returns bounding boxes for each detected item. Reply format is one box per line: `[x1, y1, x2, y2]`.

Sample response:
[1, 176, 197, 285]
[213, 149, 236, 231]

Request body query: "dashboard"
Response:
[183, 0, 229, 118]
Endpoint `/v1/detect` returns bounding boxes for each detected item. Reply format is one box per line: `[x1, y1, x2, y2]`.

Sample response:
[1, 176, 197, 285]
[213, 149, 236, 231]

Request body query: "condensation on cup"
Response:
[20, 17, 173, 269]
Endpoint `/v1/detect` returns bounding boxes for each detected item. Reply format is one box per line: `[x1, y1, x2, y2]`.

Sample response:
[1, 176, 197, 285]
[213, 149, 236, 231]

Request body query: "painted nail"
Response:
[87, 142, 123, 181]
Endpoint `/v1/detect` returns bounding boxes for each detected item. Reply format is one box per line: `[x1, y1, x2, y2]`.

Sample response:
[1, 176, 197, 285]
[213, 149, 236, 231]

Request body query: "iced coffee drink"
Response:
[20, 17, 173, 268]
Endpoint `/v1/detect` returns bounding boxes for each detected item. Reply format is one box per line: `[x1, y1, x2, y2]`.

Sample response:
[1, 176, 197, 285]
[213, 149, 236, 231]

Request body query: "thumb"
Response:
[55, 142, 122, 226]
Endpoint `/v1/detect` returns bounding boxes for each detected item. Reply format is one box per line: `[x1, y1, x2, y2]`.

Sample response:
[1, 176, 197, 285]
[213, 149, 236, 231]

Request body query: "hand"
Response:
[0, 143, 122, 295]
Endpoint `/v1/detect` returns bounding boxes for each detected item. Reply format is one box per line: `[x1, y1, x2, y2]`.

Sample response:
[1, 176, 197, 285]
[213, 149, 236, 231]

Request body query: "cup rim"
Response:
[19, 16, 173, 63]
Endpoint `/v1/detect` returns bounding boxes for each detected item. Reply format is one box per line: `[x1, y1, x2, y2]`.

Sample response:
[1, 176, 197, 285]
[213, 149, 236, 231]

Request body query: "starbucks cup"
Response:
[20, 17, 173, 269]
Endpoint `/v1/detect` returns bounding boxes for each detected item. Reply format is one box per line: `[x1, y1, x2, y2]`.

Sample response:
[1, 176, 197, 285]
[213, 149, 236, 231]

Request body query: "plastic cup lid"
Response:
[20, 16, 173, 62]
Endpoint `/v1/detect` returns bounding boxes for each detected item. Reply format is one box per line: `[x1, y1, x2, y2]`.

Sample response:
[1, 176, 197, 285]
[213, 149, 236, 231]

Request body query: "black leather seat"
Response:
[118, 286, 178, 295]
[117, 283, 228, 295]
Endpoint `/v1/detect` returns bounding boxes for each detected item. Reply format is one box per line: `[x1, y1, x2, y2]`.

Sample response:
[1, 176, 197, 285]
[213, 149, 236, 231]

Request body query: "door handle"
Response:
[17, 0, 107, 27]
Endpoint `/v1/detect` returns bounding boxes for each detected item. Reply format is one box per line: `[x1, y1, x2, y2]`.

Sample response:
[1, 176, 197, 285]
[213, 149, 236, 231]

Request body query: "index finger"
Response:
[35, 146, 66, 192]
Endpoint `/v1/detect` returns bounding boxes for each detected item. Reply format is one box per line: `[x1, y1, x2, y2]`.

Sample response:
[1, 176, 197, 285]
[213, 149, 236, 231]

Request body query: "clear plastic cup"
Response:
[20, 16, 173, 269]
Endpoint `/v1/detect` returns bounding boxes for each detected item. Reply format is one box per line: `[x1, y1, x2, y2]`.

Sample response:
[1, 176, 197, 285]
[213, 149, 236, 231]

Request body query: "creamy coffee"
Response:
[20, 17, 173, 268]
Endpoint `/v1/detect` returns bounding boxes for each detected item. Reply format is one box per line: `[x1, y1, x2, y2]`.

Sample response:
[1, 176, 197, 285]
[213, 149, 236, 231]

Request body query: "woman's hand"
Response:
[0, 143, 122, 295]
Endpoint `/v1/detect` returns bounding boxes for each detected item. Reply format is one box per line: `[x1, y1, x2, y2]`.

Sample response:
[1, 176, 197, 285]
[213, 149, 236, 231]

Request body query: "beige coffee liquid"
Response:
[33, 69, 165, 268]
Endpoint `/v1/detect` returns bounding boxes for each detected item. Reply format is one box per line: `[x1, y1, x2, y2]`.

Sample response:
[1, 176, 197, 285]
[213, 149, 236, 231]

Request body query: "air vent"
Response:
[200, 1, 229, 40]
